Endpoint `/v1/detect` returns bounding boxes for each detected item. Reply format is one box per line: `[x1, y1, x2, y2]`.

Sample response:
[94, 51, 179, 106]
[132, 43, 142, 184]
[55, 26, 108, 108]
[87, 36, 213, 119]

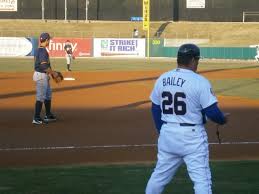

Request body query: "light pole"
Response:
[86, 0, 89, 21]
[65, 0, 67, 21]
[41, 0, 45, 20]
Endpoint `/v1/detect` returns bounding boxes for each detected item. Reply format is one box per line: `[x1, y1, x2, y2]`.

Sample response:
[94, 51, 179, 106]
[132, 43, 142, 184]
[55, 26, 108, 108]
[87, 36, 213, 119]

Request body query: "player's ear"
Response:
[191, 57, 196, 65]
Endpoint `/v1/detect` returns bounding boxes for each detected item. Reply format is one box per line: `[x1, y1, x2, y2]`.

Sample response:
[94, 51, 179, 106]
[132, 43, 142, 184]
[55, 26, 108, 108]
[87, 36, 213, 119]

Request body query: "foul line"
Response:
[0, 141, 259, 151]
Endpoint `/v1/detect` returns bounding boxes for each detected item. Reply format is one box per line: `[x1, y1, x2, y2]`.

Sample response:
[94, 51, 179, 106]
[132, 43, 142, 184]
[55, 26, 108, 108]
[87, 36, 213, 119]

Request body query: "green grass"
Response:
[212, 78, 259, 99]
[0, 161, 258, 194]
[0, 57, 256, 72]
[0, 58, 174, 72]
[1, 58, 259, 99]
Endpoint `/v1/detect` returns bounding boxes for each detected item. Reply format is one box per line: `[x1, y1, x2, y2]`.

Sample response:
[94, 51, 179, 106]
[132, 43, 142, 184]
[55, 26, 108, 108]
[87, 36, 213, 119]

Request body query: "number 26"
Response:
[162, 91, 187, 115]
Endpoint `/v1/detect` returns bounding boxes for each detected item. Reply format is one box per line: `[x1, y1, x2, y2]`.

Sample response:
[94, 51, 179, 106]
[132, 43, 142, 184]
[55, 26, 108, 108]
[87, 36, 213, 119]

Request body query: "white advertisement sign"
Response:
[0, 0, 17, 11]
[0, 37, 33, 56]
[94, 38, 146, 57]
[186, 0, 205, 8]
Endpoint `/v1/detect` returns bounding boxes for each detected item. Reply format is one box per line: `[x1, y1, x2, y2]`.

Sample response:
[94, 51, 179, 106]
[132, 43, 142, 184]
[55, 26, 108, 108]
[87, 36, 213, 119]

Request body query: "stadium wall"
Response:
[0, 0, 258, 22]
[150, 39, 256, 59]
[0, 36, 256, 60]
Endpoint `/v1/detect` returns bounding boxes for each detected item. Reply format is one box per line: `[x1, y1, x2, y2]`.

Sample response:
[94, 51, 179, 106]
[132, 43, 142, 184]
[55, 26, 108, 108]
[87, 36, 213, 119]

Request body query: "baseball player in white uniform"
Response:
[146, 43, 228, 194]
[255, 46, 259, 62]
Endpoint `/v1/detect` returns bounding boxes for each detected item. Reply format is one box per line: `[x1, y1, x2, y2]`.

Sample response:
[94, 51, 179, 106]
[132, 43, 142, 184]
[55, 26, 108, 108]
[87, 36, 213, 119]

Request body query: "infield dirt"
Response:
[0, 69, 259, 167]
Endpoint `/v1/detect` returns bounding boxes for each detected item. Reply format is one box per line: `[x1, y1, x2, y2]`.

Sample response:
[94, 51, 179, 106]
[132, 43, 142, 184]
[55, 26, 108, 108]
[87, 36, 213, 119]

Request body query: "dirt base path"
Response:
[0, 70, 259, 167]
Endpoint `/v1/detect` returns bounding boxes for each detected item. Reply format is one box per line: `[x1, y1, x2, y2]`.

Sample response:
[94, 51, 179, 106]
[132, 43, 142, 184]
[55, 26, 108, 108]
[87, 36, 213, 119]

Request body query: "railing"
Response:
[242, 11, 259, 23]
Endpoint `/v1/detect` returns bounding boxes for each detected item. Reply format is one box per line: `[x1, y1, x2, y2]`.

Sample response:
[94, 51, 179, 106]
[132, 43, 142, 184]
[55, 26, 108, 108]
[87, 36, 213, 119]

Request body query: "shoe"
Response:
[32, 117, 43, 125]
[44, 113, 57, 123]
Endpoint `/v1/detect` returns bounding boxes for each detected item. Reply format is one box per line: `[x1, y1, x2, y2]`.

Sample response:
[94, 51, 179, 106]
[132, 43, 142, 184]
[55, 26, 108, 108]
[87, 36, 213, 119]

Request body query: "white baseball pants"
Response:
[146, 122, 212, 194]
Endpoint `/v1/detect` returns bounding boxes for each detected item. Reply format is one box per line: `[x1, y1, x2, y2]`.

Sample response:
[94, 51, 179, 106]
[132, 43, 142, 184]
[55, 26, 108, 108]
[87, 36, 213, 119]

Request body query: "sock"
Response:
[67, 64, 70, 70]
[44, 100, 51, 116]
[34, 101, 43, 118]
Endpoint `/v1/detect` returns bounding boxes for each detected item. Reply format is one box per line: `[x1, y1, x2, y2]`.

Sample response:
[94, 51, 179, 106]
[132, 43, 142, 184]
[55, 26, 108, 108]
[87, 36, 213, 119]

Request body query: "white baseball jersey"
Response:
[150, 68, 217, 125]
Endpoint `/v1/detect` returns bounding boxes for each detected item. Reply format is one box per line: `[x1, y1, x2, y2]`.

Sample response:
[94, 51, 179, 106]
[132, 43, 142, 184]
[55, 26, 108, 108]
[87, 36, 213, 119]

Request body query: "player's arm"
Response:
[199, 78, 227, 125]
[151, 103, 164, 134]
[42, 63, 59, 78]
[69, 45, 73, 54]
[64, 45, 68, 54]
[45, 66, 55, 75]
[38, 60, 50, 73]
[150, 78, 164, 134]
[38, 49, 57, 76]
[202, 102, 227, 125]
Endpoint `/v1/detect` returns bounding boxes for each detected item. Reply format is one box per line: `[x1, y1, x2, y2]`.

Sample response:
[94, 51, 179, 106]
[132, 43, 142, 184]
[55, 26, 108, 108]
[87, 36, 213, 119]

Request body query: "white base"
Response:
[64, 77, 76, 81]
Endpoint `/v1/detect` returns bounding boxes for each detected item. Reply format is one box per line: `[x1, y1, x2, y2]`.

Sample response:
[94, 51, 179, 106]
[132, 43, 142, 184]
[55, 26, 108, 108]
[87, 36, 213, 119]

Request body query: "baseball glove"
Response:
[72, 55, 76, 60]
[51, 71, 63, 83]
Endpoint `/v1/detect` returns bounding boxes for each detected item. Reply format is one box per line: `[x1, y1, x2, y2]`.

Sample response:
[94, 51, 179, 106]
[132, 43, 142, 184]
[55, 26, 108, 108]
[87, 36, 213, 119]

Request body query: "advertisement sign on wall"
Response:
[0, 0, 17, 11]
[47, 38, 92, 57]
[94, 38, 146, 57]
[0, 37, 33, 56]
[186, 0, 205, 8]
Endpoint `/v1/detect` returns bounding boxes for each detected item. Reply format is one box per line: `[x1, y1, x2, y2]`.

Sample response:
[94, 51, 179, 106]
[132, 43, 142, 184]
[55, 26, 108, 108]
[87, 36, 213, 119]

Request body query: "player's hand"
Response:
[72, 55, 75, 60]
[223, 112, 230, 123]
[51, 71, 58, 78]
[51, 71, 63, 83]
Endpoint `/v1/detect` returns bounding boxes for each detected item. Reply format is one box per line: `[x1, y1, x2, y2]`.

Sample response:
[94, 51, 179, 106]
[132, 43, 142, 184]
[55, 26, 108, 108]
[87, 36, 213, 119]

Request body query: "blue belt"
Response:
[36, 71, 46, 74]
[163, 121, 196, 127]
[179, 123, 196, 127]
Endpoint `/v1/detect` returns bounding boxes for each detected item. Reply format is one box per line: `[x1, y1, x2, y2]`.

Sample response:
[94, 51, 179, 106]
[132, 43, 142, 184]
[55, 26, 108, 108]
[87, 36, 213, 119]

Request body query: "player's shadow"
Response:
[109, 100, 150, 110]
[1, 106, 259, 166]
[0, 76, 158, 99]
[1, 65, 259, 100]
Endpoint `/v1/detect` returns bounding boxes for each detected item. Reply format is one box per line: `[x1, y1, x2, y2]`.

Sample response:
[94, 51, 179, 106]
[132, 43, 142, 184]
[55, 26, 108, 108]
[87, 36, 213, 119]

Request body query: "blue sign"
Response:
[131, 17, 143, 21]
[27, 37, 39, 56]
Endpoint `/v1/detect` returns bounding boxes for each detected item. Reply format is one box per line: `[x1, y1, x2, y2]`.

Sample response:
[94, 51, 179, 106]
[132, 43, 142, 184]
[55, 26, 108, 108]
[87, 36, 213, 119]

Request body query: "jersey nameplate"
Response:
[163, 77, 186, 87]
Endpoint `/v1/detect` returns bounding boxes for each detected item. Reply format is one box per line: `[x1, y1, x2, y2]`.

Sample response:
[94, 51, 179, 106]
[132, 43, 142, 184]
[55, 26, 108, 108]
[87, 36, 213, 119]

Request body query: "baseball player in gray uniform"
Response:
[146, 44, 229, 194]
[32, 32, 59, 125]
[64, 40, 74, 71]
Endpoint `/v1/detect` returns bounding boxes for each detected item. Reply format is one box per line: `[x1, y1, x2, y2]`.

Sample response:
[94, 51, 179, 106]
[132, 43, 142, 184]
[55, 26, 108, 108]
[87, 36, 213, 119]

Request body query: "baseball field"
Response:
[0, 56, 259, 193]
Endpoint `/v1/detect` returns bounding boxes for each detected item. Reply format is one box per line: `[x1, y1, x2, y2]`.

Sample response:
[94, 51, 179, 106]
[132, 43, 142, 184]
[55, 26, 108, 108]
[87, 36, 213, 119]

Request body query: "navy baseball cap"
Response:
[39, 32, 51, 42]
[177, 43, 200, 59]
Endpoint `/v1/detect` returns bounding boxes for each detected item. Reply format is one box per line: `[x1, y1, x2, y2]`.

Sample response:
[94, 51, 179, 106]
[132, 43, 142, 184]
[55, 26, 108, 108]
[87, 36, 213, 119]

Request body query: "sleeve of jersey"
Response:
[38, 50, 50, 72]
[150, 79, 160, 105]
[199, 79, 218, 109]
[151, 103, 164, 134]
[202, 103, 226, 125]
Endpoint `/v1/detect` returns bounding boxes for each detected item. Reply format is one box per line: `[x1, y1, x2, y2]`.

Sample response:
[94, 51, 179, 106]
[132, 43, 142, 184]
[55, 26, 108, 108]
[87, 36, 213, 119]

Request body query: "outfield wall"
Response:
[0, 37, 37, 57]
[150, 39, 256, 60]
[93, 38, 146, 57]
[48, 38, 92, 57]
[0, 37, 256, 59]
[0, 37, 93, 57]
